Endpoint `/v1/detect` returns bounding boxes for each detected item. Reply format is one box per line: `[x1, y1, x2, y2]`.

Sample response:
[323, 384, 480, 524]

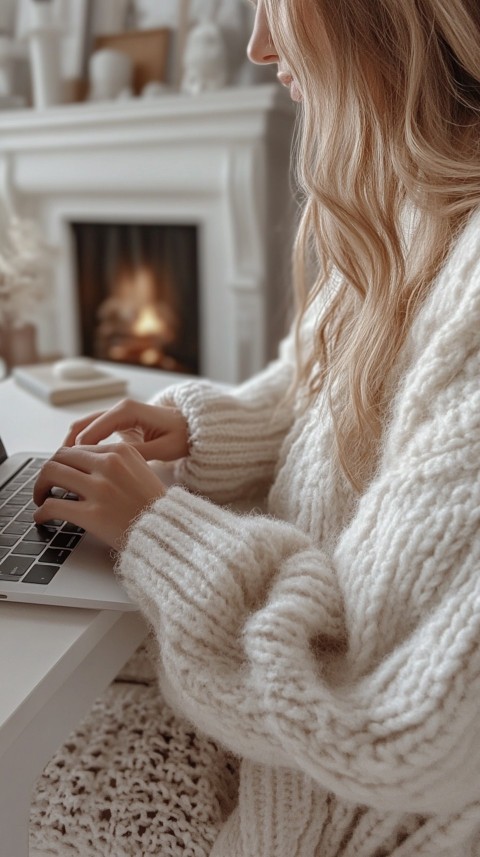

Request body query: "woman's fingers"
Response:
[65, 399, 190, 462]
[34, 495, 85, 529]
[63, 411, 106, 446]
[69, 399, 158, 447]
[64, 400, 147, 447]
[33, 442, 167, 548]
[75, 400, 146, 445]
[33, 454, 94, 506]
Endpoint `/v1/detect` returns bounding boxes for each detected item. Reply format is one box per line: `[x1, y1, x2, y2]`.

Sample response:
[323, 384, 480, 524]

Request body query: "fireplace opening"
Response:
[71, 222, 200, 375]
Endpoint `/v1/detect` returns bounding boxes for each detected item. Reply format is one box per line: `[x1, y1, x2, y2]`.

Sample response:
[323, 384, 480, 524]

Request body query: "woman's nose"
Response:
[247, 2, 279, 65]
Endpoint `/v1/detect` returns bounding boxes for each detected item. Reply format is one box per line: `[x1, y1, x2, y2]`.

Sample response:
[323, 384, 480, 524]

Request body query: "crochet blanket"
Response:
[29, 644, 238, 857]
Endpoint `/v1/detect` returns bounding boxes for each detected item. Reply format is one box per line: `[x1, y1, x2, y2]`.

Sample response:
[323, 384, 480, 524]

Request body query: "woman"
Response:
[33, 0, 480, 854]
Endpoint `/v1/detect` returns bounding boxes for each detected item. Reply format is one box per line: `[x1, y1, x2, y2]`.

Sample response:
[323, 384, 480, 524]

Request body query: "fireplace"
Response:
[0, 85, 296, 383]
[71, 221, 199, 375]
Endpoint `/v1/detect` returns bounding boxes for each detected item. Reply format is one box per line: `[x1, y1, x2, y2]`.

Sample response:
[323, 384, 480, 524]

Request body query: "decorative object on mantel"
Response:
[0, 217, 55, 376]
[133, 0, 259, 92]
[12, 0, 93, 107]
[88, 48, 134, 102]
[92, 28, 170, 98]
[181, 1, 228, 96]
[0, 0, 29, 110]
[0, 36, 27, 110]
[27, 0, 63, 108]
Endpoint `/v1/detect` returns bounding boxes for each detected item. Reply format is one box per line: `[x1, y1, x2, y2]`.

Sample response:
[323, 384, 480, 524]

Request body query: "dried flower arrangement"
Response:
[0, 216, 55, 371]
[0, 217, 54, 328]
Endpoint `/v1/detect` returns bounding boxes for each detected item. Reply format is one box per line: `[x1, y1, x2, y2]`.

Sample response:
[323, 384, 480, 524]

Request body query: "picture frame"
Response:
[93, 28, 170, 96]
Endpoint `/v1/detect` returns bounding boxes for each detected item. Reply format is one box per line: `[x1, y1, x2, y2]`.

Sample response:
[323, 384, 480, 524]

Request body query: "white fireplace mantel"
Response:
[0, 84, 296, 383]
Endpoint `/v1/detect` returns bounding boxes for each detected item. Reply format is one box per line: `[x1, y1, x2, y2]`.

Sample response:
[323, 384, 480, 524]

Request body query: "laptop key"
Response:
[24, 525, 57, 543]
[0, 504, 21, 517]
[0, 555, 34, 577]
[62, 523, 85, 535]
[16, 491, 34, 503]
[3, 521, 33, 536]
[0, 535, 19, 548]
[0, 547, 9, 561]
[51, 532, 82, 550]
[12, 542, 46, 556]
[50, 487, 67, 499]
[14, 511, 36, 524]
[22, 565, 59, 585]
[5, 495, 25, 506]
[38, 547, 71, 565]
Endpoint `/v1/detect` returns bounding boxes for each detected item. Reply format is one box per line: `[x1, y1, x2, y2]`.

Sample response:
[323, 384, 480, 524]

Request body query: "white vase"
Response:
[88, 49, 133, 102]
[0, 322, 38, 373]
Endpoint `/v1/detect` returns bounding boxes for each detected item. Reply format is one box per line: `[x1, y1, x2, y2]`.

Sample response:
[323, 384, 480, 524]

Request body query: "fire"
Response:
[132, 304, 169, 337]
[95, 262, 182, 370]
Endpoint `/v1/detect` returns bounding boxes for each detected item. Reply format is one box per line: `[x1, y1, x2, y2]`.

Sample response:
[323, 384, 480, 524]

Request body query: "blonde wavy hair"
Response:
[266, 0, 480, 489]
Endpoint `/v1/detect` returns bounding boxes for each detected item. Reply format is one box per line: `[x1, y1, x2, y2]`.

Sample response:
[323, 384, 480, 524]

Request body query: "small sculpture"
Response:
[181, 20, 227, 95]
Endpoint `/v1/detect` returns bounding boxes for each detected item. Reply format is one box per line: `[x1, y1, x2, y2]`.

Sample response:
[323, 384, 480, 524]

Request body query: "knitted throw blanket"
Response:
[30, 643, 239, 856]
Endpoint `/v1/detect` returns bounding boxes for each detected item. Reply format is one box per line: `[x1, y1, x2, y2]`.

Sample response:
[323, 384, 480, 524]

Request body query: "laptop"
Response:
[0, 436, 135, 610]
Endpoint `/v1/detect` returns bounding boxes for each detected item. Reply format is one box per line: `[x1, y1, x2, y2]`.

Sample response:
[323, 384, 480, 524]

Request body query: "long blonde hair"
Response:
[267, 0, 480, 489]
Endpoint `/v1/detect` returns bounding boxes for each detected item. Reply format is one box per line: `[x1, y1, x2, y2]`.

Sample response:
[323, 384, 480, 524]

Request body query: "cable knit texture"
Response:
[30, 210, 480, 856]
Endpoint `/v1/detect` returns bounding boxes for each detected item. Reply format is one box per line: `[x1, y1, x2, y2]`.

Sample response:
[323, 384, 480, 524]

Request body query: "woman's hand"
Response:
[33, 443, 166, 549]
[64, 398, 190, 462]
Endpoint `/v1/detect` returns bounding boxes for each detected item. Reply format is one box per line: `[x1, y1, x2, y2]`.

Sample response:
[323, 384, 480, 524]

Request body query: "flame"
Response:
[96, 263, 177, 367]
[132, 304, 169, 337]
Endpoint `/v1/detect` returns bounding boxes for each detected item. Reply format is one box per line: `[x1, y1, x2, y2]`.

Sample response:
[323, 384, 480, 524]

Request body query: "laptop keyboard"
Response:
[0, 459, 85, 586]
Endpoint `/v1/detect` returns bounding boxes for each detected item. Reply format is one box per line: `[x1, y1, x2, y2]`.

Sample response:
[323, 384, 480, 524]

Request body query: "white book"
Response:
[13, 363, 128, 406]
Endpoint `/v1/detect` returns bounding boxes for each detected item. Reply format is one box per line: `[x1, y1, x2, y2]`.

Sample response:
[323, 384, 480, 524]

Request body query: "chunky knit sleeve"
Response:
[148, 331, 296, 503]
[117, 224, 480, 816]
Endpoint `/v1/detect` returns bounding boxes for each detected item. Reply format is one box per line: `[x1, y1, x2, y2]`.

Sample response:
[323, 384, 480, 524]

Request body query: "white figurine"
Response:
[181, 20, 227, 95]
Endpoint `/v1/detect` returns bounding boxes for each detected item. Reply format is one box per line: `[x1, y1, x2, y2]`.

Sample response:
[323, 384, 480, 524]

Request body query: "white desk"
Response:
[0, 362, 185, 857]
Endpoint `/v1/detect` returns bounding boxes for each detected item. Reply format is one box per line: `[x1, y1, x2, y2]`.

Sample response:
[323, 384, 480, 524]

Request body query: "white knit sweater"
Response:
[117, 209, 480, 857]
